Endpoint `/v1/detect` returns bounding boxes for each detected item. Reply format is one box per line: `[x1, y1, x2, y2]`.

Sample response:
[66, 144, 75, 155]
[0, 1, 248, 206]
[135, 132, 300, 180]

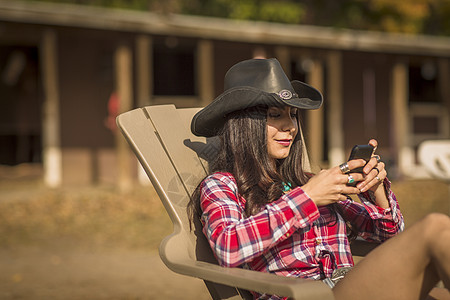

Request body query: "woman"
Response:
[188, 58, 450, 299]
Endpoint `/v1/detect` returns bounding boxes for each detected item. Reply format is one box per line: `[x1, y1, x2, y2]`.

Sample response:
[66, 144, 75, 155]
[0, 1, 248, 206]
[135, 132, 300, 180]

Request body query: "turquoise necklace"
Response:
[282, 182, 292, 193]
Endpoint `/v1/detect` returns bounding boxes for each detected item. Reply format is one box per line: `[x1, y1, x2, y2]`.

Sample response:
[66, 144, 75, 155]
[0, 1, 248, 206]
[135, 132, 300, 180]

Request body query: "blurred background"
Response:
[0, 0, 449, 299]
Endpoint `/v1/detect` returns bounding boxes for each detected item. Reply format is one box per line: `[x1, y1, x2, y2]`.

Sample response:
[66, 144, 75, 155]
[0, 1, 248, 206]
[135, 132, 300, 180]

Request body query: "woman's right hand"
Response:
[302, 159, 366, 207]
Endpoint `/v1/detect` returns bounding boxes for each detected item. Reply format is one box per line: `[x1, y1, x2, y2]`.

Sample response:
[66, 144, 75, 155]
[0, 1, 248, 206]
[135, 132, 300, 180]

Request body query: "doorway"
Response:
[0, 46, 42, 166]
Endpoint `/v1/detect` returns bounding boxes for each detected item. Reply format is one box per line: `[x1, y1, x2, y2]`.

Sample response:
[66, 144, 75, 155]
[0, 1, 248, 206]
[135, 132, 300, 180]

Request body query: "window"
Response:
[153, 36, 196, 96]
[409, 60, 449, 145]
[409, 61, 439, 103]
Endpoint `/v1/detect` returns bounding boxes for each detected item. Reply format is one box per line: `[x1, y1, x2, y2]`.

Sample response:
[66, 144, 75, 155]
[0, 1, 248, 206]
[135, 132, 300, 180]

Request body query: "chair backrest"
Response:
[117, 105, 245, 298]
[116, 104, 312, 299]
[117, 104, 210, 241]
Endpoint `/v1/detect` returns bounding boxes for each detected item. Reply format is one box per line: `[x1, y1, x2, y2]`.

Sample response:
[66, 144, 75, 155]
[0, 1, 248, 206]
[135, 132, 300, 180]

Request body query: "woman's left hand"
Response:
[356, 139, 386, 194]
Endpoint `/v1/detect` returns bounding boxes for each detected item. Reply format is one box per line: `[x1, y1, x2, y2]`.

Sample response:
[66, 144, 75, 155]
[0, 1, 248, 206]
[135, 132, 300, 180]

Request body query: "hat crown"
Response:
[224, 58, 294, 95]
[191, 58, 323, 137]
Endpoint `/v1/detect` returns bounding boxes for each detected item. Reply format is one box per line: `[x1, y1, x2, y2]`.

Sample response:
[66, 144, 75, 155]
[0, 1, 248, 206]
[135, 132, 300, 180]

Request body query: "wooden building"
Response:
[0, 0, 449, 187]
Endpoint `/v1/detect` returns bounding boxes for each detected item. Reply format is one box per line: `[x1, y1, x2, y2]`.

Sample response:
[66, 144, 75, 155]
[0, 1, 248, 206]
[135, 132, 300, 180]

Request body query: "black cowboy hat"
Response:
[191, 58, 323, 137]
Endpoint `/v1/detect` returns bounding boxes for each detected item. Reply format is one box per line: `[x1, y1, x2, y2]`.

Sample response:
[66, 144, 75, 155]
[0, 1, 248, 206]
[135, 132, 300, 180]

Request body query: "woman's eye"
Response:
[269, 113, 280, 118]
[290, 113, 297, 118]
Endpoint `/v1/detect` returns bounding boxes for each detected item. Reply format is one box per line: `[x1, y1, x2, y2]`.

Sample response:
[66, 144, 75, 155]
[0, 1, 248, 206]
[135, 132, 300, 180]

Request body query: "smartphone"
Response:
[347, 144, 375, 186]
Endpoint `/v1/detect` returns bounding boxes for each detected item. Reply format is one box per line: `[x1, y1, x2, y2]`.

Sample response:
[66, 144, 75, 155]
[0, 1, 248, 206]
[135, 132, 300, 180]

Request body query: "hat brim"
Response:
[191, 80, 322, 137]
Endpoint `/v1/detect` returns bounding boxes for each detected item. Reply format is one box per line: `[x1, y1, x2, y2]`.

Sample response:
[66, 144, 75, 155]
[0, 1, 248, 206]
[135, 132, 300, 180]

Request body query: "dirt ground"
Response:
[0, 243, 210, 299]
[0, 168, 448, 300]
[0, 173, 211, 300]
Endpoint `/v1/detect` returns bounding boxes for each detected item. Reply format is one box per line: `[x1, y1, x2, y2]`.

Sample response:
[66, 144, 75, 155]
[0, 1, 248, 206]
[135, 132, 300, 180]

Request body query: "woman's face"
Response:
[266, 106, 298, 160]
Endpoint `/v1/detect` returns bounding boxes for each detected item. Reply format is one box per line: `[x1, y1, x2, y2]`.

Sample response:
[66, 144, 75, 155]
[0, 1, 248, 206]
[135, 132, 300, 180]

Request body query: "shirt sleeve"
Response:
[200, 173, 320, 268]
[339, 178, 405, 242]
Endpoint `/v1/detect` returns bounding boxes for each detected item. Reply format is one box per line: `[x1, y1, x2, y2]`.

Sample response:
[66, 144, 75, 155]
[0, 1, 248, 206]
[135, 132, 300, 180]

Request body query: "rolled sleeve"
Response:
[354, 178, 405, 241]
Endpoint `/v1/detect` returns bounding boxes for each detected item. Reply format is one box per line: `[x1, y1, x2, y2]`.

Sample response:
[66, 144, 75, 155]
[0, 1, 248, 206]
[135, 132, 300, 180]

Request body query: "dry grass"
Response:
[391, 179, 449, 225]
[0, 177, 448, 251]
[0, 181, 172, 250]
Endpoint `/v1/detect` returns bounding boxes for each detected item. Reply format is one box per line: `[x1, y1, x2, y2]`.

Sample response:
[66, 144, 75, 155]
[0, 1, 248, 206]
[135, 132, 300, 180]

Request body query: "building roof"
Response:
[1, 0, 450, 56]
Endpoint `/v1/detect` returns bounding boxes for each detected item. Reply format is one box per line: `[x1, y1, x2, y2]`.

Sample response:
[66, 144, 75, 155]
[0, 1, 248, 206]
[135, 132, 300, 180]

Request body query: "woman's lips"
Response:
[276, 139, 291, 146]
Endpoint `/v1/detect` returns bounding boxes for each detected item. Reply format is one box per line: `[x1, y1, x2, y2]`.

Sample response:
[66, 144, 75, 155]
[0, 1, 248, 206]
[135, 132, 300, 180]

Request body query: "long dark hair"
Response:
[188, 105, 307, 218]
[187, 106, 358, 240]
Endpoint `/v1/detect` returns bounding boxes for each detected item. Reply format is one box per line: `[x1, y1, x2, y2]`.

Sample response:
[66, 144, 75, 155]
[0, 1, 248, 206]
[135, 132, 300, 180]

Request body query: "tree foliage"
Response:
[27, 0, 450, 36]
[368, 0, 450, 35]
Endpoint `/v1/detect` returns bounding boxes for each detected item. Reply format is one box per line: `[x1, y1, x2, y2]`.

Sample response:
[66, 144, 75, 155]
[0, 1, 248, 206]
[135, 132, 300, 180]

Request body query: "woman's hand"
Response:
[302, 159, 366, 207]
[355, 139, 390, 208]
[355, 139, 386, 192]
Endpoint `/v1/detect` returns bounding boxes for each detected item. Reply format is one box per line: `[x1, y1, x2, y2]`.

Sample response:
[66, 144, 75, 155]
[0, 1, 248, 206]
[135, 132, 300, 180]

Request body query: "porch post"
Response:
[275, 46, 290, 72]
[41, 29, 62, 188]
[115, 43, 133, 191]
[390, 61, 410, 176]
[198, 40, 214, 106]
[136, 35, 152, 107]
[438, 58, 450, 138]
[306, 59, 324, 172]
[327, 51, 345, 167]
[136, 35, 152, 185]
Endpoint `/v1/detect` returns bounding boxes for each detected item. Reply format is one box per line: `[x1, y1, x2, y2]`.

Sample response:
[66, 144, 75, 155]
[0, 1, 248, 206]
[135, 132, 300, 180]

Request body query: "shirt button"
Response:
[285, 233, 290, 238]
[316, 238, 322, 245]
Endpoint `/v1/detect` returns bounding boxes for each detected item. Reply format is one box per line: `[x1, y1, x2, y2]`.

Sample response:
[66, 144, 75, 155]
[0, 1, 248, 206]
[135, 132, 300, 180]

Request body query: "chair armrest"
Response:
[160, 234, 334, 300]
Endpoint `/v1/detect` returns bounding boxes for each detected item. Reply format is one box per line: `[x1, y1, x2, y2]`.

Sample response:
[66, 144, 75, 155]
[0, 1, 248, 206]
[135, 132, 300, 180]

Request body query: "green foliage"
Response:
[182, 0, 305, 24]
[223, 0, 305, 23]
[25, 0, 450, 35]
[24, 0, 150, 10]
[259, 2, 305, 23]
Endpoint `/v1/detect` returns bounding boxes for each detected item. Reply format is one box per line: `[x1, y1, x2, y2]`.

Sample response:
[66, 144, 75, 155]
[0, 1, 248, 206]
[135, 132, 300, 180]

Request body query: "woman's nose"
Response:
[282, 116, 296, 132]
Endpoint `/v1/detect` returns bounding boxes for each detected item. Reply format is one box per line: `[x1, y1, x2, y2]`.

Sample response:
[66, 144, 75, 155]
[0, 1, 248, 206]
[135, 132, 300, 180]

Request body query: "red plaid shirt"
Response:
[200, 172, 404, 298]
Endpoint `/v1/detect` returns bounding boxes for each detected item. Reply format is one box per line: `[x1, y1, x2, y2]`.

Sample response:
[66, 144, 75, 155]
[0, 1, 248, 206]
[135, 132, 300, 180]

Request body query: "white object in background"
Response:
[418, 140, 450, 182]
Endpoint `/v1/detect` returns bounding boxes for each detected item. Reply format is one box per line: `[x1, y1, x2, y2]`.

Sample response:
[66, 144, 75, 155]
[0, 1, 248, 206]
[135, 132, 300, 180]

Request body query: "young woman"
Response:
[188, 58, 450, 299]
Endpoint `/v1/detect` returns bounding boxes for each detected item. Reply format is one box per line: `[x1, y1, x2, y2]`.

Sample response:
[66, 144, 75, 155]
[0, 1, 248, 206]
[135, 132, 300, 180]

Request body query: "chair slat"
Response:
[117, 106, 185, 227]
[144, 105, 211, 199]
